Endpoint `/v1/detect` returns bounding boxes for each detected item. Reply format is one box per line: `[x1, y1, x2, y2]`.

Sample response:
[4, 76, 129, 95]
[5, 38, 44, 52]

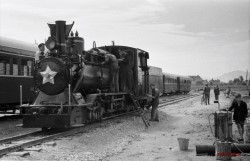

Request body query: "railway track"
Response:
[0, 92, 201, 157]
[159, 93, 201, 108]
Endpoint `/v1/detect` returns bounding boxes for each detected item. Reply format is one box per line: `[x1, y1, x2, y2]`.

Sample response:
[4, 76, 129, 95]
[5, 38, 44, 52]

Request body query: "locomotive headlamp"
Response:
[45, 37, 56, 50]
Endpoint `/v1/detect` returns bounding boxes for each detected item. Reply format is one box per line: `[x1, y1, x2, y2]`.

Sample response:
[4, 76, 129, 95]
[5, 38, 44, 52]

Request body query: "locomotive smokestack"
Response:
[47, 20, 74, 55]
[56, 21, 67, 54]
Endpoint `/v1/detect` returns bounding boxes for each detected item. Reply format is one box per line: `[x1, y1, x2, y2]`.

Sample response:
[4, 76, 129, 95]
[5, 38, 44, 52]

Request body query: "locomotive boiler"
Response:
[22, 20, 150, 129]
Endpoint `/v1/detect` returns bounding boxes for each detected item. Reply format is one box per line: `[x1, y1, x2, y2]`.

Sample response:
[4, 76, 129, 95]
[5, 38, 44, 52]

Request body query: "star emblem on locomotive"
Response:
[40, 65, 57, 84]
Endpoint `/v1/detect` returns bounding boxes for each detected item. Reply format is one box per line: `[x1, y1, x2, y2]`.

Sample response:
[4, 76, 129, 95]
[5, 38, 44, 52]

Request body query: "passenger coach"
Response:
[148, 66, 191, 94]
[0, 36, 36, 113]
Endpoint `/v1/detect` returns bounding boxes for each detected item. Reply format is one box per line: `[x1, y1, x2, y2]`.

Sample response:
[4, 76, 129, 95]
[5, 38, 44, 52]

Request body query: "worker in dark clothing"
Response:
[101, 53, 119, 92]
[148, 84, 160, 122]
[214, 85, 220, 101]
[119, 49, 134, 93]
[119, 50, 129, 92]
[228, 93, 248, 141]
[203, 84, 211, 105]
[227, 87, 231, 97]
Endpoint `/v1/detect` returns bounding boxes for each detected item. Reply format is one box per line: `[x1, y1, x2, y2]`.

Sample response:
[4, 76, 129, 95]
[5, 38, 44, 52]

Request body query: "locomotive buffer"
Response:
[130, 94, 150, 129]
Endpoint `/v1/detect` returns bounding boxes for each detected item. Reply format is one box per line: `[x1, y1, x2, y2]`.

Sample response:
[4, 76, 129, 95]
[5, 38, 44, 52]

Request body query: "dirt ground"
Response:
[0, 118, 39, 139]
[2, 90, 250, 161]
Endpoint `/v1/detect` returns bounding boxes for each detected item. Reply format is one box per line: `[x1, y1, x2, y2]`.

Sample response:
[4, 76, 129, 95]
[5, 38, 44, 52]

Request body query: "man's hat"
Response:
[235, 93, 241, 98]
[38, 43, 45, 48]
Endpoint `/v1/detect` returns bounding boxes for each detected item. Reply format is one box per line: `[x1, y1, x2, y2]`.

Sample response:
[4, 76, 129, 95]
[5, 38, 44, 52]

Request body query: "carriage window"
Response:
[20, 58, 33, 76]
[0, 55, 11, 75]
[13, 58, 18, 76]
[27, 60, 33, 76]
[21, 59, 28, 76]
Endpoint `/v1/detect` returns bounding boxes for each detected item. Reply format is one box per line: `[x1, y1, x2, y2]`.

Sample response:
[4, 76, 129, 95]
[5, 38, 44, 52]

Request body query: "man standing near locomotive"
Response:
[35, 43, 49, 63]
[228, 93, 248, 141]
[214, 85, 220, 101]
[149, 84, 160, 122]
[119, 49, 134, 93]
[101, 53, 120, 92]
[203, 84, 211, 105]
[227, 87, 231, 98]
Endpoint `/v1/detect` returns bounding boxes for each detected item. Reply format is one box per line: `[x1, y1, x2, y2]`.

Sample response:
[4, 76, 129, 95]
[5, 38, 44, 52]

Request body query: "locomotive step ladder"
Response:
[129, 94, 150, 129]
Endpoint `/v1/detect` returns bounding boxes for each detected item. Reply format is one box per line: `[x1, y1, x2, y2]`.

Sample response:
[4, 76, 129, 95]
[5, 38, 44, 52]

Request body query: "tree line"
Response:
[228, 76, 248, 85]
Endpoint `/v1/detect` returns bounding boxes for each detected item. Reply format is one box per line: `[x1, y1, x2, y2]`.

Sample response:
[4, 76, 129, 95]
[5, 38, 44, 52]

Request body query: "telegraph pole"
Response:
[247, 69, 249, 86]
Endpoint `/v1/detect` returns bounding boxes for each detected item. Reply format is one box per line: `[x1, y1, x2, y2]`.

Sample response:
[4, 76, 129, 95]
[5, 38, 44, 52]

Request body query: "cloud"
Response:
[0, 0, 249, 78]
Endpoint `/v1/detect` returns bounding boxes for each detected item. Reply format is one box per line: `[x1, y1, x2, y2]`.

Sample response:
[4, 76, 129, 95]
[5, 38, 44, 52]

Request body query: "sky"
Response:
[0, 0, 249, 79]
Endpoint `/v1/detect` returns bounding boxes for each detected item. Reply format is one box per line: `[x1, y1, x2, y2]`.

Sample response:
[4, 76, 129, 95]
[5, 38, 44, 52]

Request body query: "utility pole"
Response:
[246, 69, 249, 86]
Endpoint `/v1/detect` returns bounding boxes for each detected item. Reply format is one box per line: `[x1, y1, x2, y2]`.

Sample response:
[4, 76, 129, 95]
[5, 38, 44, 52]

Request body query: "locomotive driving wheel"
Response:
[87, 97, 104, 122]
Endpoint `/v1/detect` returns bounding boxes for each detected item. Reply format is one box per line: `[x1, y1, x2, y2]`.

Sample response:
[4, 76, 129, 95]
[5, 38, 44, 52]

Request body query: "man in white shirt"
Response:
[35, 43, 49, 63]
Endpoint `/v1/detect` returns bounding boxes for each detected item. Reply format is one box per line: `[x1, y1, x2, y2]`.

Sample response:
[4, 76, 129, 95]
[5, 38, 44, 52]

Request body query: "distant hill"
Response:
[217, 70, 247, 83]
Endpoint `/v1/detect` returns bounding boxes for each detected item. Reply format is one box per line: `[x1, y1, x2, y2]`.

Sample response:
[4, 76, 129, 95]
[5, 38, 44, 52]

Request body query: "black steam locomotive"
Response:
[22, 21, 150, 129]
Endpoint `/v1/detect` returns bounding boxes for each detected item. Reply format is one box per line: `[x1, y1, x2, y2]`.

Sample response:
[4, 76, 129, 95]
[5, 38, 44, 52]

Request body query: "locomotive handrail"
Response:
[83, 60, 106, 67]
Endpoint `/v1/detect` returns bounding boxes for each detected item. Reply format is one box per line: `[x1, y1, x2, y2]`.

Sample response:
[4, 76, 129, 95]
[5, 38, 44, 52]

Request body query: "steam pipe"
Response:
[68, 84, 71, 106]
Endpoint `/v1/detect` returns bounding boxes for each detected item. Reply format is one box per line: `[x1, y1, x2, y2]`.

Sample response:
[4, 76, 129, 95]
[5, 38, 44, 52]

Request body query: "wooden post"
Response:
[68, 84, 71, 106]
[215, 141, 231, 160]
[20, 85, 22, 107]
[214, 111, 233, 141]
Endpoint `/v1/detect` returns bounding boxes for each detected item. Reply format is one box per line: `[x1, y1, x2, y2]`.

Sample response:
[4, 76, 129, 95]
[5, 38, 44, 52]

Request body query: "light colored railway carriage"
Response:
[178, 76, 191, 94]
[0, 36, 36, 112]
[163, 73, 178, 94]
[148, 66, 163, 95]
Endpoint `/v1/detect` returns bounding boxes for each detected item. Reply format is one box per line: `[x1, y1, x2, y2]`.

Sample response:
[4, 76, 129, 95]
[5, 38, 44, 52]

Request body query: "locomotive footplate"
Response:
[23, 114, 71, 128]
[21, 104, 92, 128]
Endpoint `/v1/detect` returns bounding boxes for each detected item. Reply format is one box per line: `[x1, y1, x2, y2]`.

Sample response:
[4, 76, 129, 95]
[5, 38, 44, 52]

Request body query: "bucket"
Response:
[177, 138, 189, 151]
[215, 141, 231, 160]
